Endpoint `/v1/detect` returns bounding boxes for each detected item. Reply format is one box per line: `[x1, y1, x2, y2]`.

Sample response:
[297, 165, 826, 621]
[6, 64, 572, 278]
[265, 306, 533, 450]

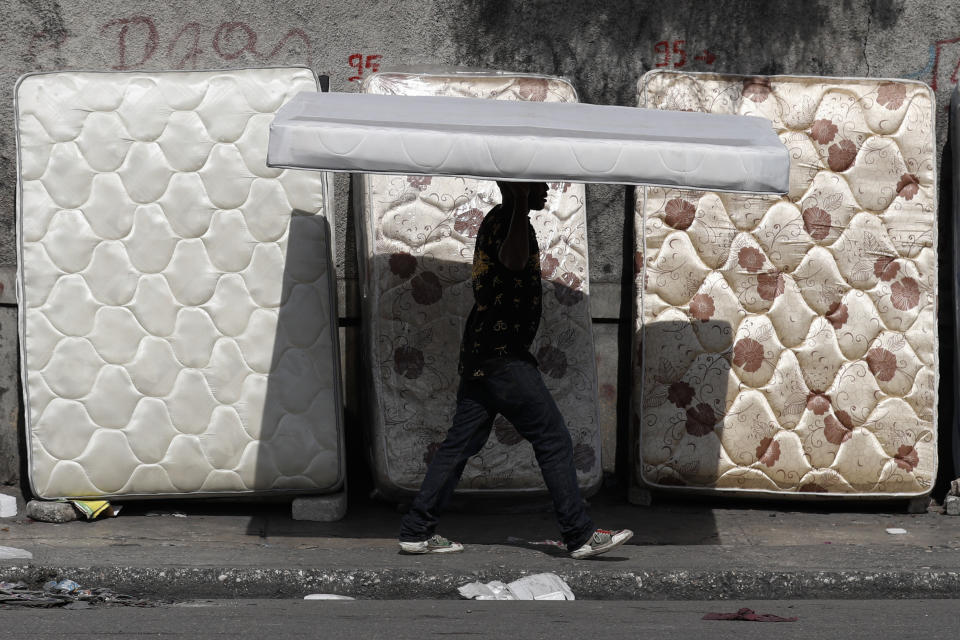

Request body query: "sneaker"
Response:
[398, 534, 464, 554]
[569, 528, 633, 559]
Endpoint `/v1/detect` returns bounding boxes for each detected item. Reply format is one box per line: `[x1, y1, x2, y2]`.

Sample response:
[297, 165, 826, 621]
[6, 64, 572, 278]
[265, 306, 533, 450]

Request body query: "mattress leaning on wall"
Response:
[16, 68, 345, 499]
[633, 71, 938, 498]
[357, 71, 603, 499]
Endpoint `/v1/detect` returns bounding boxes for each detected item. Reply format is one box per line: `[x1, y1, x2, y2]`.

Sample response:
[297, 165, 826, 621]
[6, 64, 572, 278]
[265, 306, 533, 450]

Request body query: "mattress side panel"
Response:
[17, 68, 344, 499]
[635, 72, 937, 498]
[361, 72, 602, 496]
[272, 72, 787, 194]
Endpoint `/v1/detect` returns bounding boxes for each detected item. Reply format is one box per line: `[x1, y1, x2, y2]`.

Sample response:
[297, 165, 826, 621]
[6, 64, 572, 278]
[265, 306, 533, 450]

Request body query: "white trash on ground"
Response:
[0, 546, 33, 560]
[304, 594, 355, 600]
[458, 573, 575, 601]
[458, 580, 514, 601]
[0, 494, 16, 518]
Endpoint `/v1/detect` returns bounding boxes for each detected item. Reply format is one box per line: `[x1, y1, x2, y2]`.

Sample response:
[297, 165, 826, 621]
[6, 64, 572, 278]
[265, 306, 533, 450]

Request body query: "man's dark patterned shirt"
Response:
[458, 205, 541, 378]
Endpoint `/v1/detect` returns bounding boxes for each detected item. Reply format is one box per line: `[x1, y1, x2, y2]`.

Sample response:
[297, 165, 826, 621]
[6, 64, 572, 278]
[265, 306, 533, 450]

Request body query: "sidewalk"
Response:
[1, 485, 958, 601]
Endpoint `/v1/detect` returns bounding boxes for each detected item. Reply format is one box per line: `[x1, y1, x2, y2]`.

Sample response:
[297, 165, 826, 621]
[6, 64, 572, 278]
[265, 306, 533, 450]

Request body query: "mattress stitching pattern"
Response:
[634, 71, 937, 497]
[17, 69, 344, 498]
[361, 72, 602, 494]
[268, 81, 789, 193]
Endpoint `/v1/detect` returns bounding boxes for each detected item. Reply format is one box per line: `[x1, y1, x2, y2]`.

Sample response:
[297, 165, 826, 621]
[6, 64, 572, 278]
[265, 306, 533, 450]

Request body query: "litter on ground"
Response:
[0, 494, 16, 518]
[0, 546, 32, 560]
[0, 580, 154, 608]
[703, 608, 798, 622]
[458, 573, 575, 601]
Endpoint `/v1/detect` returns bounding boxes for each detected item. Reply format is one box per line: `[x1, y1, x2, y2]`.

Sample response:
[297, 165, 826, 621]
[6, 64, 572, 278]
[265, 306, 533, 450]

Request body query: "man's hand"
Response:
[496, 182, 548, 271]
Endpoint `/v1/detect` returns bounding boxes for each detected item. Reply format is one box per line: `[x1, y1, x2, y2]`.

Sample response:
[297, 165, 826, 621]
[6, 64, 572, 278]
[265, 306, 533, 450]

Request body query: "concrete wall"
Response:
[1, 0, 957, 487]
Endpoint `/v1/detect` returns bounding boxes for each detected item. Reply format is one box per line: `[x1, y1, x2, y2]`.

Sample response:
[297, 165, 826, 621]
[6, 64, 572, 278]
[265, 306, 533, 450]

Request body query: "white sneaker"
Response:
[570, 528, 633, 559]
[399, 534, 464, 554]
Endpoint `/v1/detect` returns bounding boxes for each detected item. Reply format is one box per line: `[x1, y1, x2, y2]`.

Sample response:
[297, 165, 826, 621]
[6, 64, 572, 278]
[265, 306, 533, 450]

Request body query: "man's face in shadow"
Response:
[526, 182, 549, 211]
[499, 181, 550, 212]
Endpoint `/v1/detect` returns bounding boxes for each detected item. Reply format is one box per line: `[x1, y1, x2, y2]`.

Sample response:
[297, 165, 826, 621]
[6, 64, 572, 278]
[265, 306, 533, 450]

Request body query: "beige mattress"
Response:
[16, 68, 344, 499]
[358, 71, 602, 498]
[634, 71, 937, 497]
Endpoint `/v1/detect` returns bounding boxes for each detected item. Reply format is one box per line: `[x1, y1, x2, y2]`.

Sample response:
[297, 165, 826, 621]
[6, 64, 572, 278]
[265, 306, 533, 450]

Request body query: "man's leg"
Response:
[485, 360, 595, 551]
[399, 380, 495, 542]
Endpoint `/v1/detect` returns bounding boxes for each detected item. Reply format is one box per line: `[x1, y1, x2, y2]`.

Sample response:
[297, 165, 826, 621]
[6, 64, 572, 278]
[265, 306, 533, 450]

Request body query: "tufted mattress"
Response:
[357, 71, 602, 498]
[634, 71, 937, 498]
[15, 68, 344, 499]
[268, 90, 790, 193]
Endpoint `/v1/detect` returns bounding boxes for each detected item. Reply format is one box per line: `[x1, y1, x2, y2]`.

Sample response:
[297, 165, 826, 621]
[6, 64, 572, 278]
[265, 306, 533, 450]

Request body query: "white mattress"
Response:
[268, 89, 790, 194]
[634, 71, 938, 498]
[357, 71, 603, 498]
[15, 68, 345, 499]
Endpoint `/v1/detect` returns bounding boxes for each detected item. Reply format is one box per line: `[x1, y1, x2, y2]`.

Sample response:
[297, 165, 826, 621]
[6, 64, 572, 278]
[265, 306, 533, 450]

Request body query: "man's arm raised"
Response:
[498, 182, 531, 271]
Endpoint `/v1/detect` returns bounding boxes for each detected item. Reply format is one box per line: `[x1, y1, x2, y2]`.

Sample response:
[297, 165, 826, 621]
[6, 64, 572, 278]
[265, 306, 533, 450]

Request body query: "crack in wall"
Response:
[863, 12, 872, 76]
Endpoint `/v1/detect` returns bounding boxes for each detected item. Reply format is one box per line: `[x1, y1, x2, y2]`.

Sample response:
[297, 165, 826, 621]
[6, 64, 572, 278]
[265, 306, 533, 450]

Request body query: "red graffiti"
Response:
[931, 36, 960, 91]
[694, 50, 716, 64]
[673, 40, 686, 68]
[168, 23, 203, 69]
[100, 16, 159, 70]
[267, 28, 311, 59]
[212, 22, 258, 60]
[654, 41, 670, 67]
[98, 16, 313, 70]
[349, 53, 382, 82]
[655, 40, 714, 69]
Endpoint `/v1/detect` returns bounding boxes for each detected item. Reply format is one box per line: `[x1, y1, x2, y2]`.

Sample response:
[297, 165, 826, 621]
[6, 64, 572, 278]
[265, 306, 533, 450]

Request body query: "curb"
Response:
[3, 566, 960, 600]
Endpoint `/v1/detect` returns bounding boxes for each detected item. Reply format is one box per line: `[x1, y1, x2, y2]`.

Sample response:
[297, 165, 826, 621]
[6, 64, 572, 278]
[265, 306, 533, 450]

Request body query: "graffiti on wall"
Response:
[348, 54, 382, 82]
[97, 16, 312, 69]
[654, 40, 716, 69]
[907, 36, 960, 92]
[23, 16, 385, 82]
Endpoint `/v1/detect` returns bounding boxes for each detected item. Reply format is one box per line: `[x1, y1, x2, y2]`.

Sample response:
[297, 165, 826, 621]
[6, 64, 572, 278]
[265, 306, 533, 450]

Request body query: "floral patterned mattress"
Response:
[634, 71, 937, 497]
[16, 68, 344, 499]
[358, 71, 602, 498]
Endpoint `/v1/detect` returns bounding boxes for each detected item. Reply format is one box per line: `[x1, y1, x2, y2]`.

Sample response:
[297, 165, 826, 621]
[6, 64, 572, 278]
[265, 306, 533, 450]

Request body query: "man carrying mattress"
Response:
[399, 181, 632, 559]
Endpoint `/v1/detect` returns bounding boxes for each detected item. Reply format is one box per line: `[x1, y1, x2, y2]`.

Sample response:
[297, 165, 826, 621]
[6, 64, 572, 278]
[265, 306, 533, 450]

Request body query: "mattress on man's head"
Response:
[267, 87, 790, 193]
[633, 71, 937, 497]
[16, 68, 344, 499]
[358, 71, 602, 498]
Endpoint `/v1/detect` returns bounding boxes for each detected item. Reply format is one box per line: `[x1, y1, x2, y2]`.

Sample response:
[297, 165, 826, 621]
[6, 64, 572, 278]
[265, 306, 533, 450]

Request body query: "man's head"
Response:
[496, 180, 549, 212]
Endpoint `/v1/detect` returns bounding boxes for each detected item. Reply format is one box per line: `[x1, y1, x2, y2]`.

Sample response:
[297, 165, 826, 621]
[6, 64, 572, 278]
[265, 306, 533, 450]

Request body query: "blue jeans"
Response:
[399, 359, 595, 551]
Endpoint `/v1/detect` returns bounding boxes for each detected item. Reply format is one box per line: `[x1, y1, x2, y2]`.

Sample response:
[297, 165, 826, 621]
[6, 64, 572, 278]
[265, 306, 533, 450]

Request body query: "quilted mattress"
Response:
[634, 71, 938, 497]
[16, 68, 344, 499]
[357, 71, 602, 498]
[268, 88, 790, 194]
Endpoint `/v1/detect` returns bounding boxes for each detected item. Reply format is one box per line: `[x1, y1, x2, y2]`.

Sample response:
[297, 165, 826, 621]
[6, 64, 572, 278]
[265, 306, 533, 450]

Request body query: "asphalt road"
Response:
[2, 599, 959, 639]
